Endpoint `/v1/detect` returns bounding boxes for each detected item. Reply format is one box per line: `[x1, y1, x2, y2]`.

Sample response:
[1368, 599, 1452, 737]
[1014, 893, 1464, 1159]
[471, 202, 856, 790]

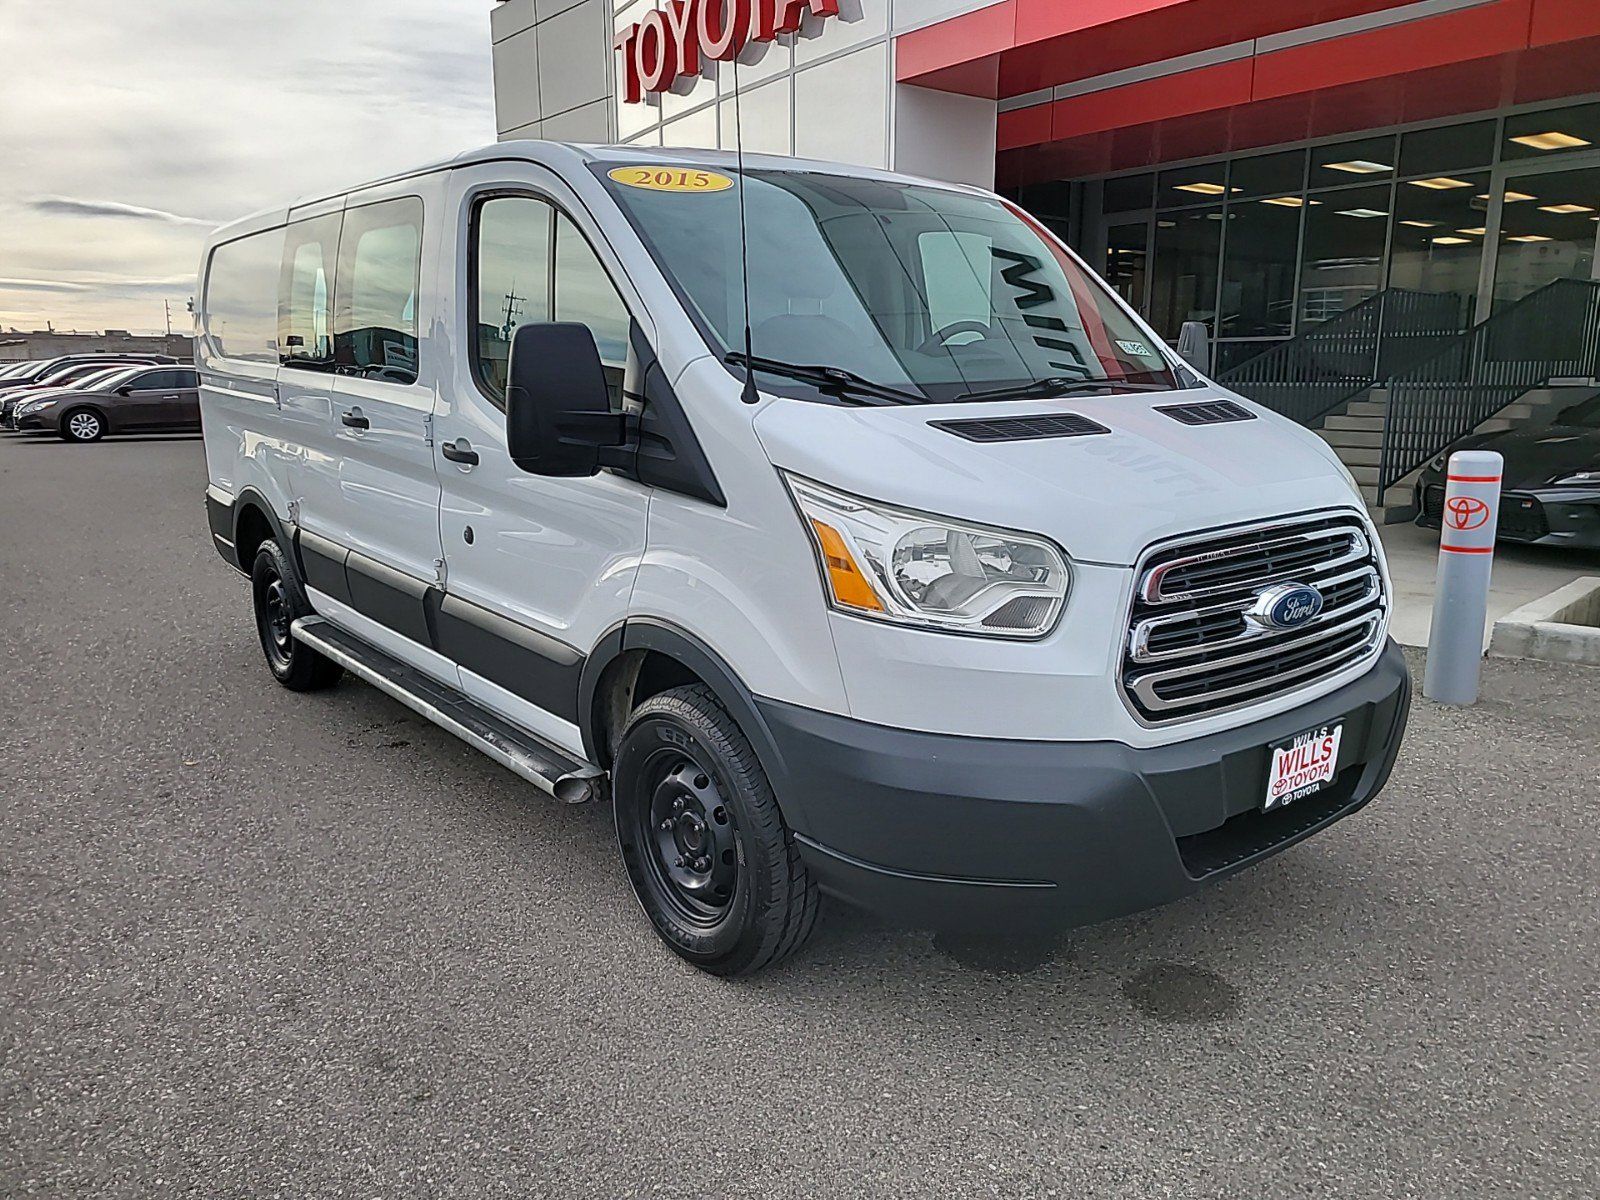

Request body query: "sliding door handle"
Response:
[441, 438, 479, 467]
[340, 408, 370, 430]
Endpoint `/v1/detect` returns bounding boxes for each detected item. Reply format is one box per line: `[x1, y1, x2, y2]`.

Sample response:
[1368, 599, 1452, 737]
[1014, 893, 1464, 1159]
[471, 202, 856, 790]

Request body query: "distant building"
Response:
[0, 329, 194, 363]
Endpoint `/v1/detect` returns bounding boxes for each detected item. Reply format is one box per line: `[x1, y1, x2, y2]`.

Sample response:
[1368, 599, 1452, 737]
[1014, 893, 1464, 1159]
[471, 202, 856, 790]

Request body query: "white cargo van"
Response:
[197, 143, 1409, 975]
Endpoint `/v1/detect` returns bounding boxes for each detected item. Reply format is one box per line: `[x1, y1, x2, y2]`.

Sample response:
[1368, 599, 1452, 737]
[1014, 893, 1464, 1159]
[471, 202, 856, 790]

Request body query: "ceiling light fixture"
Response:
[1538, 203, 1595, 214]
[1400, 220, 1439, 228]
[1408, 177, 1473, 190]
[1507, 234, 1553, 242]
[1431, 236, 1472, 245]
[1173, 182, 1232, 195]
[1337, 208, 1389, 218]
[1510, 131, 1591, 151]
[1323, 160, 1391, 174]
[1457, 227, 1487, 236]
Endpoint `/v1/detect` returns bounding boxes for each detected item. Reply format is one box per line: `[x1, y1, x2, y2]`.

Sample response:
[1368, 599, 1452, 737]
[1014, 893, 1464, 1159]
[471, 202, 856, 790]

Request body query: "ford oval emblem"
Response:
[1247, 582, 1325, 631]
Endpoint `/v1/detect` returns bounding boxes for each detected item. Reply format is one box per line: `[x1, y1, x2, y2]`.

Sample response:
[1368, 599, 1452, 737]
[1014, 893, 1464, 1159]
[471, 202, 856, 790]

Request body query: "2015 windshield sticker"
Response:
[1116, 339, 1157, 358]
[608, 166, 734, 193]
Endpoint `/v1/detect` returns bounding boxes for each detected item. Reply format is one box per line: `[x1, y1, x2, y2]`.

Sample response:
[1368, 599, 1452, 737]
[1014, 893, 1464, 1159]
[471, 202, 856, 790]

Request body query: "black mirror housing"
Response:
[506, 322, 630, 476]
[114, 385, 134, 396]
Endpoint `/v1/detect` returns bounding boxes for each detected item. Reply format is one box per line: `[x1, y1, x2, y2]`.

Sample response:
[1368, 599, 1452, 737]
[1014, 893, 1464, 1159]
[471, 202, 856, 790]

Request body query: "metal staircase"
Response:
[1374, 278, 1600, 501]
[1218, 288, 1466, 427]
[1223, 280, 1600, 513]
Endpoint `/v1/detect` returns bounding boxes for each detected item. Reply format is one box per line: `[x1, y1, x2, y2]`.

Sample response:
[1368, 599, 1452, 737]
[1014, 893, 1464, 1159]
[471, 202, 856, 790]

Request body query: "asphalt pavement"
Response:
[1, 431, 1596, 1198]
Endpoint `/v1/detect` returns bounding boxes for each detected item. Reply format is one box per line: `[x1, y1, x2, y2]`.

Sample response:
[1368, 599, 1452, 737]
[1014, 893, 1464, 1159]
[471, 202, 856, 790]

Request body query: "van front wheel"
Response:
[614, 684, 819, 976]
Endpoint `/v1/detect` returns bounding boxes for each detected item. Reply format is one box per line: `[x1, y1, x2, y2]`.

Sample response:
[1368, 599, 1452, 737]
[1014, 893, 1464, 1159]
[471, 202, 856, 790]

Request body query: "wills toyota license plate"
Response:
[1264, 723, 1343, 811]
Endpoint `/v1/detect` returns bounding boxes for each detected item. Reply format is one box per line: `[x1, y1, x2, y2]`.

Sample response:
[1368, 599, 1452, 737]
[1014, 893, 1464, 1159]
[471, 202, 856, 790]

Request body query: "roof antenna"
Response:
[731, 29, 759, 405]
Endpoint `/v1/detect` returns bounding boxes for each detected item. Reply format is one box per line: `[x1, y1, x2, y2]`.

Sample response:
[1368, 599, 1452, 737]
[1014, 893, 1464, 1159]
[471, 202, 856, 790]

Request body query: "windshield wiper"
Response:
[725, 353, 922, 406]
[955, 377, 1171, 403]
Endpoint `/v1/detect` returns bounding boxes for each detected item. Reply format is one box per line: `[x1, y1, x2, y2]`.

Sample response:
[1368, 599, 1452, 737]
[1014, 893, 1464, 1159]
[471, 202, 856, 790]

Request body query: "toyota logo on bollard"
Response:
[1446, 496, 1490, 531]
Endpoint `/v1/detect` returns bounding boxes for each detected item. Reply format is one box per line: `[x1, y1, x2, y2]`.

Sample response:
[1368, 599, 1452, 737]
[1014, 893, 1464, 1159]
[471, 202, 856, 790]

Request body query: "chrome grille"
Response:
[1122, 512, 1387, 723]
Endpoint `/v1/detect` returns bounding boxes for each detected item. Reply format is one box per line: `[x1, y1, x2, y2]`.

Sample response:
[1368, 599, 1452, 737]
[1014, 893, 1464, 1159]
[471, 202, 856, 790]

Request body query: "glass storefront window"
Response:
[1102, 173, 1154, 214]
[1220, 196, 1303, 338]
[1230, 149, 1306, 199]
[1311, 135, 1397, 184]
[1149, 208, 1222, 338]
[1157, 161, 1230, 207]
[1504, 103, 1600, 161]
[1104, 220, 1149, 309]
[1299, 183, 1392, 322]
[1389, 170, 1489, 308]
[1399, 120, 1496, 175]
[1492, 164, 1600, 309]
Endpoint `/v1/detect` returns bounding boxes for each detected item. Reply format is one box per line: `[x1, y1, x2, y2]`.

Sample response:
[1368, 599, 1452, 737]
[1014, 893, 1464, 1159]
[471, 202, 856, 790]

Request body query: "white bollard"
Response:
[1423, 449, 1503, 705]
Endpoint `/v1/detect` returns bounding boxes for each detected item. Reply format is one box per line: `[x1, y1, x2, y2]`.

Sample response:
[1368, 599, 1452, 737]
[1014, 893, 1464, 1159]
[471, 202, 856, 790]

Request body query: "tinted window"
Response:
[280, 214, 340, 371]
[205, 229, 287, 363]
[1399, 120, 1496, 175]
[473, 195, 554, 402]
[1230, 150, 1306, 199]
[129, 369, 188, 390]
[333, 198, 422, 385]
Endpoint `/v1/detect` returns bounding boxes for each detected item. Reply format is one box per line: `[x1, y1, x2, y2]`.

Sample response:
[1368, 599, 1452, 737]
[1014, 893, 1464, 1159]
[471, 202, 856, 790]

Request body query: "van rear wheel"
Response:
[614, 684, 819, 976]
[250, 539, 343, 692]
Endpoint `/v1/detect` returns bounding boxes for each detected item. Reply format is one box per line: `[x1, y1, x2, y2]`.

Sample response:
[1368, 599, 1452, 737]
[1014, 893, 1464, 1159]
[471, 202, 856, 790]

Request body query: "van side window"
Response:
[204, 228, 286, 364]
[280, 213, 341, 371]
[334, 197, 423, 385]
[473, 195, 554, 402]
[471, 196, 632, 408]
[554, 212, 630, 403]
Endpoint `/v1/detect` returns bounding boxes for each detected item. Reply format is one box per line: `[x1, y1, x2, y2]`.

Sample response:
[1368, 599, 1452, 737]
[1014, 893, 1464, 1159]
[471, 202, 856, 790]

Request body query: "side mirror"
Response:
[1176, 321, 1211, 374]
[506, 322, 630, 476]
[114, 385, 134, 396]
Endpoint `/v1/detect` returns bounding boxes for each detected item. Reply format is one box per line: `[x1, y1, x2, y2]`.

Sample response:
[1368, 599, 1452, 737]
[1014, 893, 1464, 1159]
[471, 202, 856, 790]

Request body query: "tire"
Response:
[614, 684, 820, 976]
[59, 408, 105, 442]
[250, 539, 343, 692]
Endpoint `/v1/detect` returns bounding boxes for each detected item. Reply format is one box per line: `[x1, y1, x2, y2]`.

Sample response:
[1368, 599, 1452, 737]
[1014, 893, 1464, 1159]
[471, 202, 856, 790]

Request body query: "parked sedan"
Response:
[1417, 393, 1600, 548]
[10, 364, 201, 442]
[0, 354, 177, 423]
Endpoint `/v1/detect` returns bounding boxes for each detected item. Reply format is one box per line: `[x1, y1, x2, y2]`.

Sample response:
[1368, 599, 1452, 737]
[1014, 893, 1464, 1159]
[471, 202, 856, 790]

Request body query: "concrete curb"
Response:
[1488, 576, 1600, 666]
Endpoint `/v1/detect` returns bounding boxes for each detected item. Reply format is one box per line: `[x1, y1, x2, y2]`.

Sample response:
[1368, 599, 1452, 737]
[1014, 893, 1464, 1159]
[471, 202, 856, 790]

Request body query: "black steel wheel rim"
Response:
[259, 572, 293, 669]
[636, 747, 738, 927]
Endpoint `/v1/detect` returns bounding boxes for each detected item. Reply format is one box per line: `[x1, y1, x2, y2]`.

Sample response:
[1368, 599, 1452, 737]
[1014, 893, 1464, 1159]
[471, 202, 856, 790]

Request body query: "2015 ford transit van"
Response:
[197, 143, 1409, 976]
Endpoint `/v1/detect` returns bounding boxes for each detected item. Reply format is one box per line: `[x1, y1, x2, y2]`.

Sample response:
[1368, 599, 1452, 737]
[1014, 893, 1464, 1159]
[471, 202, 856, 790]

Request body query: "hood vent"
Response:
[1154, 399, 1256, 426]
[931, 412, 1111, 443]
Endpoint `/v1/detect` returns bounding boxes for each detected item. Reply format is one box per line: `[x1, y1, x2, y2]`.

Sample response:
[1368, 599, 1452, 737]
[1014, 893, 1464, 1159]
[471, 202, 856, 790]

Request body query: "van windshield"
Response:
[596, 164, 1176, 403]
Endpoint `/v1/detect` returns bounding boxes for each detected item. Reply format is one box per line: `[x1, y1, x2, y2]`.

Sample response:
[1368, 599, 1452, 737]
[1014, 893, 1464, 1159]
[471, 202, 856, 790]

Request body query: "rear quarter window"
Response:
[203, 227, 287, 364]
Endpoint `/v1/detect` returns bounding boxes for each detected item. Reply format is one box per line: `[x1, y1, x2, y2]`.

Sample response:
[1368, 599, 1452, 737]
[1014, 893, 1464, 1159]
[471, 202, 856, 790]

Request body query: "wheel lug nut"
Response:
[659, 818, 673, 831]
[674, 855, 685, 868]
[695, 856, 710, 871]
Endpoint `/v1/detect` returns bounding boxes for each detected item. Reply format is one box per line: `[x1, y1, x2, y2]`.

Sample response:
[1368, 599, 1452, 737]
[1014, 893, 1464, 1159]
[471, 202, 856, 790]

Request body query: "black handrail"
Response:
[1219, 288, 1467, 427]
[1377, 278, 1600, 495]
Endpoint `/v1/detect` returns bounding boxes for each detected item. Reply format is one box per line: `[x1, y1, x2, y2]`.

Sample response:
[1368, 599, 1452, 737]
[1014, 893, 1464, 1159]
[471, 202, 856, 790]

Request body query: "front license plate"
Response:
[1264, 722, 1344, 811]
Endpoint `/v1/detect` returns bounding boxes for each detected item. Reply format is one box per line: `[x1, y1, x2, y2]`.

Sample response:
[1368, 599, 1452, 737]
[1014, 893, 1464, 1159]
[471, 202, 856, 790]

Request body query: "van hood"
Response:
[751, 389, 1367, 566]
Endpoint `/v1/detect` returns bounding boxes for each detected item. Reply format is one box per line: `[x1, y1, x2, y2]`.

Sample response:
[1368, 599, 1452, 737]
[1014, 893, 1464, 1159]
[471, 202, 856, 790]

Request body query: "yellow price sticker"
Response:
[608, 166, 735, 193]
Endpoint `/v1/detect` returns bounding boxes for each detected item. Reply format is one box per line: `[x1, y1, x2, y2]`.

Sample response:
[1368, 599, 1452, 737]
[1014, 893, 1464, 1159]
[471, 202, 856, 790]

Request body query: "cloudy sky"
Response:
[0, 1, 496, 334]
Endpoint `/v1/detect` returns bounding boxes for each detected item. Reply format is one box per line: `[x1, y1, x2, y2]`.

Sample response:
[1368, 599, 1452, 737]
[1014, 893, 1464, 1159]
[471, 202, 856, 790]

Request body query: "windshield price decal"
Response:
[608, 166, 734, 193]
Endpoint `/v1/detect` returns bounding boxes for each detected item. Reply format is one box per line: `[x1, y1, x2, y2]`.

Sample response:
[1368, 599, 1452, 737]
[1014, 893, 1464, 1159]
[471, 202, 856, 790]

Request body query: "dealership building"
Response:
[489, 0, 1600, 508]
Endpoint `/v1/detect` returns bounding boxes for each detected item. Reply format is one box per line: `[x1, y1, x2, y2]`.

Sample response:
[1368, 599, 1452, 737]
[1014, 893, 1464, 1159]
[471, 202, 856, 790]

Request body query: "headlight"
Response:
[784, 474, 1070, 638]
[1550, 470, 1600, 486]
[14, 399, 49, 416]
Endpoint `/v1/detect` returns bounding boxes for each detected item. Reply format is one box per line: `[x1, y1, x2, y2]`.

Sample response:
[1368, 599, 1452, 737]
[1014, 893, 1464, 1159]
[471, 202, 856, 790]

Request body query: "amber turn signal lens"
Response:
[809, 518, 884, 612]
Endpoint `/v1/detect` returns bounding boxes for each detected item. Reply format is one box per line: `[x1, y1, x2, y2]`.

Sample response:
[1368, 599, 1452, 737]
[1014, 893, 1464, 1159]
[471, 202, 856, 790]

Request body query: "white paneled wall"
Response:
[492, 0, 1003, 184]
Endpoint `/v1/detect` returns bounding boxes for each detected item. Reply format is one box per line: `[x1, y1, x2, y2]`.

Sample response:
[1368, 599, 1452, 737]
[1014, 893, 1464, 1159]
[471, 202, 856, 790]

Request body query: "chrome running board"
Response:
[291, 616, 603, 804]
